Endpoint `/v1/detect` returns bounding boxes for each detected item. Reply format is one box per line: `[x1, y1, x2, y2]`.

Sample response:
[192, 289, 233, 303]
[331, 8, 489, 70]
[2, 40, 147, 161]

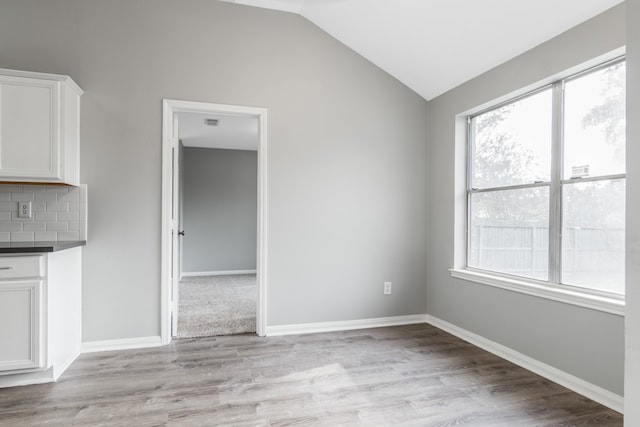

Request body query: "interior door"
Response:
[170, 114, 181, 336]
[178, 140, 184, 283]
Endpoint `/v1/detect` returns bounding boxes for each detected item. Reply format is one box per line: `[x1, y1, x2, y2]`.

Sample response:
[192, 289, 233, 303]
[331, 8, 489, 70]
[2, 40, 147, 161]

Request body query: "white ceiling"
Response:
[221, 0, 623, 100]
[178, 112, 258, 150]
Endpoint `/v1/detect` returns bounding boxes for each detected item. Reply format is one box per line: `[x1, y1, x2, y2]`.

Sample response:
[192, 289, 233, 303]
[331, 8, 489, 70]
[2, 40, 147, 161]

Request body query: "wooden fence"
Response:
[469, 223, 624, 288]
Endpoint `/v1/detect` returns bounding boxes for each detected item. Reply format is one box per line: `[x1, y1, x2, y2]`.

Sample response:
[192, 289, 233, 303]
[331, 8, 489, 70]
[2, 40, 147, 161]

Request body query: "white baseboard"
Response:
[181, 269, 256, 278]
[424, 314, 624, 413]
[82, 336, 163, 353]
[52, 350, 81, 381]
[0, 349, 82, 388]
[265, 314, 428, 336]
[0, 367, 55, 388]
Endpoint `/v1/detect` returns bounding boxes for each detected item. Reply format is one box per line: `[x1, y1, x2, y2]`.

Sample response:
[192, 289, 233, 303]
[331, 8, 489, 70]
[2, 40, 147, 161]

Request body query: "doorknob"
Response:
[178, 230, 185, 236]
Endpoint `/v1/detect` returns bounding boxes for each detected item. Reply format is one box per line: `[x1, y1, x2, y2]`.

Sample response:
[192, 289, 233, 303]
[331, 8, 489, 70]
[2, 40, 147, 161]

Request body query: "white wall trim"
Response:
[265, 314, 428, 336]
[81, 336, 163, 353]
[52, 350, 81, 381]
[425, 314, 624, 413]
[181, 269, 256, 278]
[0, 368, 55, 389]
[161, 99, 268, 343]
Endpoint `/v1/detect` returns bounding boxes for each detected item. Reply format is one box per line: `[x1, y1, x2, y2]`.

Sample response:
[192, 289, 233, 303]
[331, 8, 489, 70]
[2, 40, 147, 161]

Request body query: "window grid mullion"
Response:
[548, 81, 564, 285]
[469, 181, 550, 194]
[561, 173, 626, 185]
[466, 116, 474, 269]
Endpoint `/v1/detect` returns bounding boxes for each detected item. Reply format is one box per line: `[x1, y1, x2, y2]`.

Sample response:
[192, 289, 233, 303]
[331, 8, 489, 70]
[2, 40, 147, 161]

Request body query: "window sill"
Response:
[449, 268, 625, 316]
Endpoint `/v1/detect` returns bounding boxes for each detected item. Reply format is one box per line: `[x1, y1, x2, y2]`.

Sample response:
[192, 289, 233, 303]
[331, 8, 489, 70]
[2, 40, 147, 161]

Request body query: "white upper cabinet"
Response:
[0, 69, 82, 185]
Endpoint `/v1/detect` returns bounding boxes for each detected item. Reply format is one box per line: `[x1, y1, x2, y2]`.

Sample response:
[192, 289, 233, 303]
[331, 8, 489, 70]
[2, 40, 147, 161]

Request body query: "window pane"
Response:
[564, 62, 626, 179]
[470, 89, 552, 189]
[561, 179, 625, 294]
[469, 187, 549, 280]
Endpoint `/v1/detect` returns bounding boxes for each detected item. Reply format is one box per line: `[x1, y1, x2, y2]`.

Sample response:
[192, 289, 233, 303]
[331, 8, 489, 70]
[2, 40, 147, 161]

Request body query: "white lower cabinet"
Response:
[0, 280, 43, 371]
[0, 248, 82, 387]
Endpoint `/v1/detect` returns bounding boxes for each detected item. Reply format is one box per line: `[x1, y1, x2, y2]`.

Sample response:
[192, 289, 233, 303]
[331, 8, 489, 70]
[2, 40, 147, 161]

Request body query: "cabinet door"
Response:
[0, 76, 61, 181]
[0, 280, 44, 371]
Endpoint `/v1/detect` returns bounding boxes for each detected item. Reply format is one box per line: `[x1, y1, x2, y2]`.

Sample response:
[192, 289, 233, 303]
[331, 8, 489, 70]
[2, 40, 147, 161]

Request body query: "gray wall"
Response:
[427, 5, 625, 395]
[0, 0, 429, 340]
[182, 148, 257, 273]
[626, 0, 640, 422]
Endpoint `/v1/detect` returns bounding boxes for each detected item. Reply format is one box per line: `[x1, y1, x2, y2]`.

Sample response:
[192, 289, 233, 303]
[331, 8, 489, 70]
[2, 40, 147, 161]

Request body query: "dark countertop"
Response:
[0, 240, 86, 254]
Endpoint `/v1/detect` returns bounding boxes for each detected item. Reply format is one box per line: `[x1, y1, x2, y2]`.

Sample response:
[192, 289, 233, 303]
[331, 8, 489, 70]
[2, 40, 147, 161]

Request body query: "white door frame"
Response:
[161, 99, 268, 344]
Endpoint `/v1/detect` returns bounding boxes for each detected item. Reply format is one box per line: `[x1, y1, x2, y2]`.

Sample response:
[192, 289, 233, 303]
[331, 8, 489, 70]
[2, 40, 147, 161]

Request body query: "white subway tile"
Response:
[80, 190, 87, 241]
[46, 222, 68, 231]
[11, 192, 35, 202]
[58, 211, 79, 221]
[46, 202, 69, 212]
[11, 232, 34, 242]
[11, 213, 34, 222]
[23, 222, 46, 231]
[35, 192, 58, 203]
[0, 223, 22, 232]
[35, 231, 57, 241]
[79, 219, 86, 240]
[57, 231, 79, 241]
[35, 212, 57, 222]
[46, 187, 68, 193]
[0, 188, 88, 243]
[0, 202, 16, 212]
[79, 184, 87, 203]
[0, 185, 23, 192]
[59, 190, 79, 202]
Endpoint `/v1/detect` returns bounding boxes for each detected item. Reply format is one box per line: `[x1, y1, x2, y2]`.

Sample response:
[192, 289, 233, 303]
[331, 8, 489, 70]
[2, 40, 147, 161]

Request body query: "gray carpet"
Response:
[177, 274, 256, 338]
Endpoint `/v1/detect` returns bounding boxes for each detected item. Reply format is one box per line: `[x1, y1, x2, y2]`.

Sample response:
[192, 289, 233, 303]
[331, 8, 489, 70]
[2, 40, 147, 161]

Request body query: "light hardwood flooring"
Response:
[0, 324, 622, 426]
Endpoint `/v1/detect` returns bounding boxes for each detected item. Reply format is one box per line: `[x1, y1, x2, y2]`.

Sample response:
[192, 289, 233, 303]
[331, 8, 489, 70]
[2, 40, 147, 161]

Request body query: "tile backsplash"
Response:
[0, 184, 87, 242]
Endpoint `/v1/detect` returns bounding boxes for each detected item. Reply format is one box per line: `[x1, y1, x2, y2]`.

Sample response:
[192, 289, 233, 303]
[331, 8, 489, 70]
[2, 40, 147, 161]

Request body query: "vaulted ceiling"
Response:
[221, 0, 623, 100]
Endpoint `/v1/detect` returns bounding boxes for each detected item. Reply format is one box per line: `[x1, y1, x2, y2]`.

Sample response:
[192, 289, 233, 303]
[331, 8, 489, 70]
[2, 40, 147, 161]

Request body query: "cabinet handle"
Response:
[0, 267, 13, 270]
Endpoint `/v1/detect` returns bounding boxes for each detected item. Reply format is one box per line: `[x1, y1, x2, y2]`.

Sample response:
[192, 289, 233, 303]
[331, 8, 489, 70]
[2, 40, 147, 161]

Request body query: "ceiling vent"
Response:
[205, 118, 219, 126]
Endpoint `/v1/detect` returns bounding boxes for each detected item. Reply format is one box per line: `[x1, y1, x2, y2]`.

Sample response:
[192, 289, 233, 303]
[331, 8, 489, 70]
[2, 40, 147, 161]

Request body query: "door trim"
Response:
[161, 99, 268, 344]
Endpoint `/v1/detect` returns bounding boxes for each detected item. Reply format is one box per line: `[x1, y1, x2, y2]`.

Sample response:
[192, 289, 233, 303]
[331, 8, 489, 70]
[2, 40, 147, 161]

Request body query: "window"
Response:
[466, 58, 625, 298]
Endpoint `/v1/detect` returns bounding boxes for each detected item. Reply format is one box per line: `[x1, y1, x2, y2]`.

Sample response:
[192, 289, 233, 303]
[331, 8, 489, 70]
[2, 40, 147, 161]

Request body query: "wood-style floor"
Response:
[0, 324, 622, 426]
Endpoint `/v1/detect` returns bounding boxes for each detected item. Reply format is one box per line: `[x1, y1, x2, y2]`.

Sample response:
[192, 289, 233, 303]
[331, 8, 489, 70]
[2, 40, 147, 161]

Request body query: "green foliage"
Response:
[471, 105, 546, 222]
[580, 62, 626, 158]
[472, 106, 535, 190]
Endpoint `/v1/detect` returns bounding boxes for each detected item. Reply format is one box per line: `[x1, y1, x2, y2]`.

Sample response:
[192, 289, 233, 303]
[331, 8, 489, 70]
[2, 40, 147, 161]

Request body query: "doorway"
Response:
[179, 144, 257, 337]
[161, 100, 268, 344]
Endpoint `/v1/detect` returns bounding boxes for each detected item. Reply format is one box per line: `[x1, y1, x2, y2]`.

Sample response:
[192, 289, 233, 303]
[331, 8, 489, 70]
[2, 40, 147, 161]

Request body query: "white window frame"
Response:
[451, 57, 626, 316]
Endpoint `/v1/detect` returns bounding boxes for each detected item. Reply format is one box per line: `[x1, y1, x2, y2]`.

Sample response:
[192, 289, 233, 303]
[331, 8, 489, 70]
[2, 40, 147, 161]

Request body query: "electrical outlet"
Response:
[17, 201, 32, 218]
[384, 281, 392, 295]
